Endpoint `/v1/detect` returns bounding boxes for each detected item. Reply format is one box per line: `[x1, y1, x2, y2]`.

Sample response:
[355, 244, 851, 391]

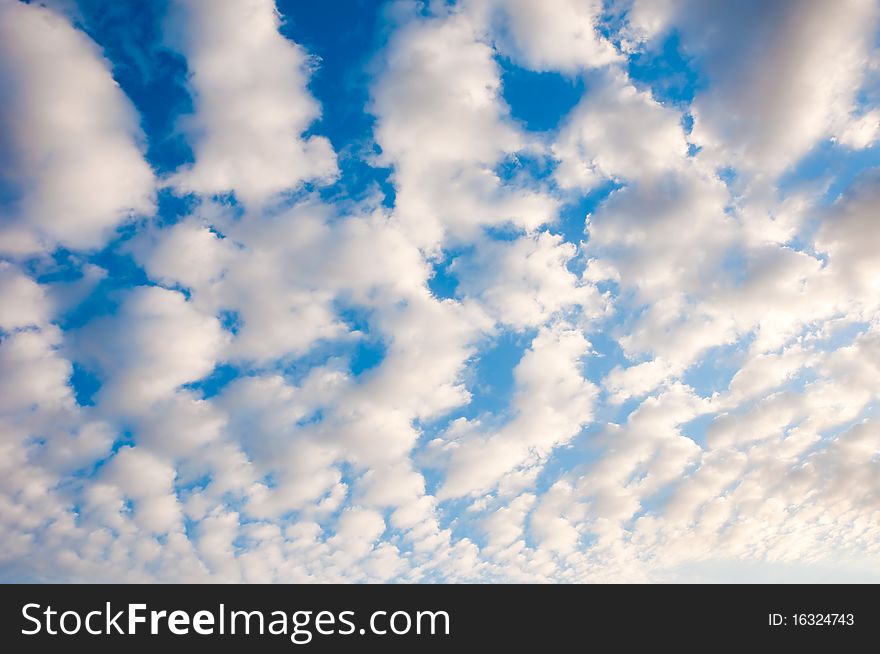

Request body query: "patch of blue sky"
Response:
[462, 328, 535, 420]
[433, 447, 599, 553]
[26, 249, 88, 285]
[679, 411, 717, 447]
[49, 434, 138, 494]
[177, 472, 212, 496]
[336, 302, 387, 376]
[411, 330, 536, 496]
[681, 112, 694, 135]
[595, 0, 626, 43]
[47, 226, 216, 406]
[416, 317, 632, 507]
[481, 222, 530, 242]
[182, 515, 200, 546]
[216, 309, 241, 335]
[777, 139, 880, 206]
[171, 303, 383, 395]
[624, 31, 704, 109]
[154, 187, 200, 228]
[413, 448, 446, 498]
[411, 331, 534, 487]
[104, 434, 138, 463]
[593, 276, 620, 299]
[533, 424, 606, 489]
[682, 341, 746, 398]
[629, 474, 690, 524]
[716, 165, 737, 188]
[272, 339, 359, 385]
[74, 0, 194, 175]
[557, 178, 622, 247]
[42, 244, 152, 331]
[349, 338, 387, 376]
[811, 319, 871, 351]
[594, 395, 642, 427]
[582, 327, 628, 385]
[427, 257, 460, 300]
[499, 59, 585, 132]
[182, 363, 240, 400]
[278, 0, 396, 206]
[494, 150, 556, 186]
[70, 363, 101, 407]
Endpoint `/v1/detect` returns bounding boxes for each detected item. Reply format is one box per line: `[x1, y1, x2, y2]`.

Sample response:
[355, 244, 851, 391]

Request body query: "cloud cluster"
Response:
[1, 0, 879, 583]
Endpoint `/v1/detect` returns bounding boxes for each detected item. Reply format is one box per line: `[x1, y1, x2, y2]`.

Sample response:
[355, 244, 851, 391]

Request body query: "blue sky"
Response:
[1, 0, 880, 582]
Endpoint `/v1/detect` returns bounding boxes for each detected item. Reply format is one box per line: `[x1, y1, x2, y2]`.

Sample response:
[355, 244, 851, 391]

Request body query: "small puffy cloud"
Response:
[481, 492, 535, 550]
[0, 0, 154, 253]
[76, 286, 227, 412]
[529, 482, 585, 555]
[137, 218, 232, 290]
[0, 325, 73, 415]
[553, 70, 688, 190]
[168, 0, 337, 205]
[328, 508, 387, 561]
[603, 358, 678, 403]
[102, 447, 183, 534]
[2, 0, 880, 584]
[371, 6, 556, 249]
[436, 326, 597, 499]
[454, 232, 603, 328]
[490, 0, 619, 72]
[0, 263, 49, 330]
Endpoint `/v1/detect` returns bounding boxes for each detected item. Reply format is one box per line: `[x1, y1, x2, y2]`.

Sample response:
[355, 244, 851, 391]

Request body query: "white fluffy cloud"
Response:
[76, 286, 227, 412]
[0, 0, 154, 254]
[434, 326, 597, 499]
[0, 262, 49, 330]
[371, 5, 557, 250]
[553, 70, 688, 190]
[453, 231, 604, 328]
[2, 0, 879, 583]
[815, 171, 880, 298]
[624, 0, 880, 171]
[168, 0, 337, 205]
[489, 0, 619, 72]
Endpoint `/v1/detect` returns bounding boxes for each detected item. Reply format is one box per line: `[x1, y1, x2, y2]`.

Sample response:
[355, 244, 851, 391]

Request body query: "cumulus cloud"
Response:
[168, 0, 337, 205]
[624, 0, 880, 171]
[553, 69, 688, 190]
[371, 4, 557, 250]
[434, 326, 597, 499]
[453, 231, 604, 328]
[0, 0, 154, 254]
[815, 170, 880, 298]
[75, 286, 227, 412]
[1, 0, 879, 583]
[489, 0, 619, 72]
[0, 262, 50, 330]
